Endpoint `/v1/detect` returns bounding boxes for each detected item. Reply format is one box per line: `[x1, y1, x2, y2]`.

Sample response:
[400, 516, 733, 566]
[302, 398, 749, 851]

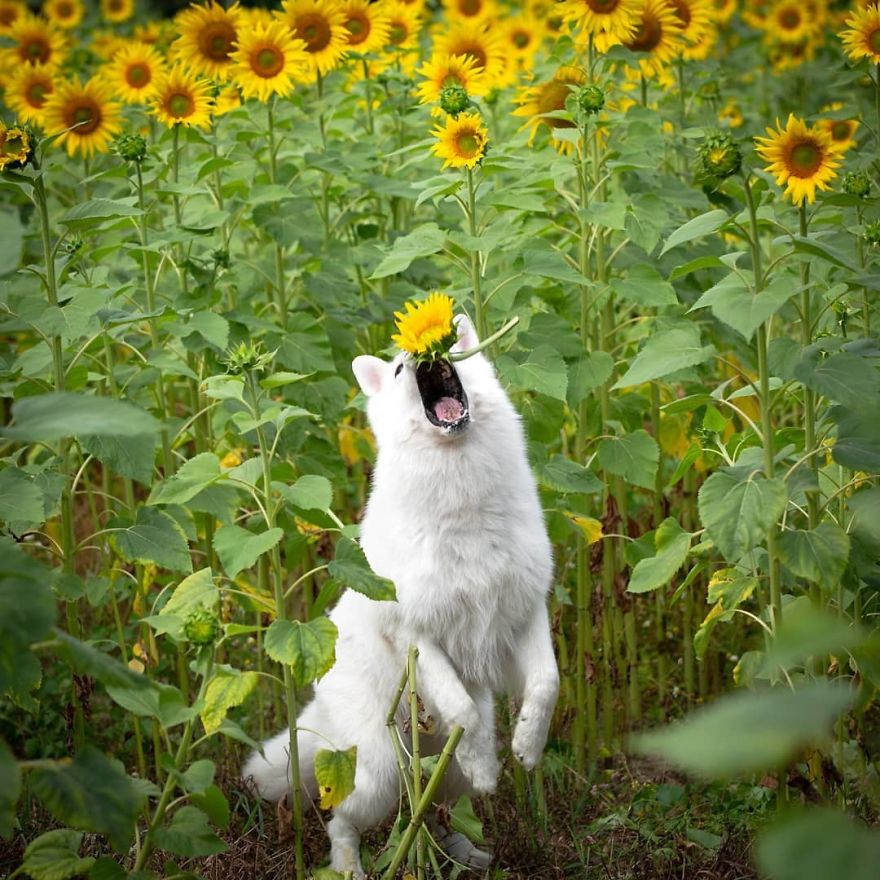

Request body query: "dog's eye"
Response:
[394, 363, 403, 378]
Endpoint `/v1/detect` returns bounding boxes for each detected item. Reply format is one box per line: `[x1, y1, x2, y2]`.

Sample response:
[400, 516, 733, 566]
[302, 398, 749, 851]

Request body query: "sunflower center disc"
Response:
[832, 121, 851, 141]
[256, 47, 283, 76]
[169, 92, 194, 118]
[26, 39, 50, 63]
[200, 24, 235, 61]
[538, 79, 577, 129]
[790, 142, 821, 177]
[460, 0, 481, 15]
[869, 27, 880, 55]
[127, 64, 150, 86]
[458, 133, 479, 155]
[72, 103, 99, 133]
[346, 15, 368, 44]
[299, 14, 331, 51]
[671, 0, 691, 26]
[780, 9, 800, 30]
[58, 2, 73, 16]
[588, 0, 619, 11]
[513, 31, 529, 48]
[389, 23, 406, 44]
[28, 83, 48, 106]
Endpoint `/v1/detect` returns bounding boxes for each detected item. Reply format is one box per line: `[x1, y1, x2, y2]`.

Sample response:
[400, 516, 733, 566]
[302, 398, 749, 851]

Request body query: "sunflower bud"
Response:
[0, 122, 35, 172]
[695, 132, 742, 188]
[183, 607, 220, 646]
[842, 170, 872, 199]
[863, 219, 880, 245]
[577, 84, 605, 116]
[439, 83, 470, 117]
[113, 132, 148, 163]
[224, 340, 274, 375]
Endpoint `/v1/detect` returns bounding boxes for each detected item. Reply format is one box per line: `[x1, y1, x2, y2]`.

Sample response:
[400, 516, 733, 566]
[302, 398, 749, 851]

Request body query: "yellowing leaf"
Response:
[566, 514, 604, 545]
[200, 667, 258, 735]
[314, 747, 357, 809]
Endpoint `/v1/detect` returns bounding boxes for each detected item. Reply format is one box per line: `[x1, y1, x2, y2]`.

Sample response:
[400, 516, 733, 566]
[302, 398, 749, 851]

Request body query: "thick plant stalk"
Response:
[266, 99, 289, 330]
[650, 384, 668, 716]
[464, 166, 486, 342]
[407, 647, 426, 880]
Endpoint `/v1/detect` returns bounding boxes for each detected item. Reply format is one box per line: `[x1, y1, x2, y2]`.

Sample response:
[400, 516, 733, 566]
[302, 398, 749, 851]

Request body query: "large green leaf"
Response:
[499, 345, 568, 401]
[54, 629, 150, 691]
[148, 567, 219, 641]
[106, 680, 191, 729]
[3, 393, 160, 442]
[314, 747, 357, 809]
[794, 350, 880, 409]
[610, 264, 678, 307]
[20, 829, 95, 880]
[59, 198, 141, 228]
[79, 434, 156, 485]
[148, 453, 224, 506]
[264, 617, 338, 688]
[111, 506, 192, 573]
[537, 455, 603, 494]
[698, 471, 787, 561]
[281, 474, 333, 512]
[0, 466, 45, 525]
[567, 351, 614, 407]
[213, 524, 284, 578]
[370, 223, 446, 278]
[632, 680, 852, 777]
[30, 747, 147, 851]
[660, 208, 728, 256]
[328, 536, 396, 601]
[200, 666, 259, 735]
[0, 738, 20, 839]
[628, 518, 692, 594]
[613, 327, 715, 389]
[153, 806, 227, 857]
[597, 430, 659, 490]
[756, 809, 880, 880]
[777, 522, 850, 591]
[830, 403, 880, 472]
[276, 314, 335, 373]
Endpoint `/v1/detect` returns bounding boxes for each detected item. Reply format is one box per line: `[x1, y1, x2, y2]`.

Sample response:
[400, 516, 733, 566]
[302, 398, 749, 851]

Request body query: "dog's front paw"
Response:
[511, 711, 549, 771]
[456, 738, 499, 794]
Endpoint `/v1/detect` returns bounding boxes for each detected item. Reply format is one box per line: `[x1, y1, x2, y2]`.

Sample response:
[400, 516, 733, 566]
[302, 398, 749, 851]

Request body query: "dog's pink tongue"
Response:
[434, 397, 464, 423]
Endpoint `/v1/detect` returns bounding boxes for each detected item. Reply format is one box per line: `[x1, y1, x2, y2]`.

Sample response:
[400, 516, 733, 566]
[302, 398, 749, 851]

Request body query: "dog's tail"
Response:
[242, 727, 319, 802]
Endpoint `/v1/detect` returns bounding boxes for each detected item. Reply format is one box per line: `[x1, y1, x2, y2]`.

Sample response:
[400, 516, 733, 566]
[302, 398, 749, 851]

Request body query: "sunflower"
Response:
[0, 121, 32, 170]
[380, 1, 422, 67]
[441, 0, 499, 26]
[763, 0, 824, 45]
[513, 65, 586, 153]
[150, 64, 214, 128]
[280, 0, 349, 76]
[754, 114, 843, 205]
[0, 0, 26, 33]
[100, 0, 134, 24]
[840, 2, 880, 64]
[432, 110, 488, 169]
[173, 1, 243, 80]
[103, 42, 166, 103]
[500, 11, 546, 70]
[768, 36, 815, 71]
[339, 0, 390, 54]
[432, 21, 509, 89]
[42, 76, 122, 157]
[560, 0, 640, 41]
[622, 0, 685, 78]
[43, 0, 84, 30]
[392, 293, 456, 357]
[213, 81, 242, 115]
[416, 52, 488, 103]
[719, 97, 743, 128]
[89, 28, 128, 60]
[230, 18, 309, 101]
[818, 116, 859, 153]
[4, 63, 56, 124]
[668, 0, 713, 47]
[711, 0, 736, 23]
[1, 13, 67, 69]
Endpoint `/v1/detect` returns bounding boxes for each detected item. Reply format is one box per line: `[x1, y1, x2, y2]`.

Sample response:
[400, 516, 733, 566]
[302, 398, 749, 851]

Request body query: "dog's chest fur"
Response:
[359, 390, 552, 690]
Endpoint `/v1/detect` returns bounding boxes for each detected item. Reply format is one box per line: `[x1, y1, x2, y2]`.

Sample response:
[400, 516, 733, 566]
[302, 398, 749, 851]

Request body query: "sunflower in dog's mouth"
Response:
[392, 292, 470, 432]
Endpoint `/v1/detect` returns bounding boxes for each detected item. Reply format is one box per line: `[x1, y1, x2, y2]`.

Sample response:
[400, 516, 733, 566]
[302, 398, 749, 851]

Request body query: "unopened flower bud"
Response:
[864, 219, 880, 245]
[113, 132, 148, 163]
[183, 607, 220, 646]
[842, 170, 872, 199]
[439, 83, 470, 117]
[577, 84, 605, 116]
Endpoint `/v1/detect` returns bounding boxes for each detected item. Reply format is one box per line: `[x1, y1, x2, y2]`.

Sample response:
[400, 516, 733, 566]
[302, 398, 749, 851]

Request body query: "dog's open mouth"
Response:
[416, 359, 470, 432]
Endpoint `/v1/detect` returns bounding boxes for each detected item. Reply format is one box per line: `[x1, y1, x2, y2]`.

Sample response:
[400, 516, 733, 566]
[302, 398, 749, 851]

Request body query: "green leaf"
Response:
[610, 264, 678, 308]
[451, 795, 485, 844]
[80, 434, 156, 485]
[190, 785, 230, 831]
[756, 809, 880, 880]
[59, 198, 141, 228]
[537, 455, 603, 494]
[596, 430, 659, 490]
[149, 453, 224, 506]
[0, 207, 24, 277]
[0, 738, 21, 839]
[282, 474, 333, 512]
[159, 567, 218, 622]
[632, 680, 852, 777]
[628, 518, 692, 593]
[613, 327, 715, 389]
[501, 345, 568, 401]
[788, 235, 859, 271]
[660, 208, 728, 256]
[54, 629, 150, 691]
[625, 193, 669, 255]
[778, 522, 850, 591]
[668, 255, 726, 280]
[314, 747, 357, 809]
[153, 806, 227, 857]
[20, 829, 95, 880]
[0, 466, 45, 524]
[111, 506, 192, 573]
[328, 536, 396, 601]
[520, 244, 587, 285]
[697, 471, 787, 561]
[200, 666, 259, 735]
[105, 680, 191, 729]
[831, 403, 880, 471]
[180, 312, 229, 351]
[276, 314, 335, 373]
[213, 525, 283, 579]
[264, 617, 338, 688]
[794, 350, 880, 409]
[180, 759, 215, 793]
[370, 223, 446, 278]
[30, 747, 147, 851]
[3, 393, 160, 442]
[567, 351, 614, 407]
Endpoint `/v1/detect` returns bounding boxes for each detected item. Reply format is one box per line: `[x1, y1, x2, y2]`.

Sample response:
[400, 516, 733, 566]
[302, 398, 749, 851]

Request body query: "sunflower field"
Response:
[2, 0, 880, 877]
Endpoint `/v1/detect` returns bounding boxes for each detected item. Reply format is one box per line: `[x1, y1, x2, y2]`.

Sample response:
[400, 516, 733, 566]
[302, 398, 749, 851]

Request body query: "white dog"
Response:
[243, 315, 559, 877]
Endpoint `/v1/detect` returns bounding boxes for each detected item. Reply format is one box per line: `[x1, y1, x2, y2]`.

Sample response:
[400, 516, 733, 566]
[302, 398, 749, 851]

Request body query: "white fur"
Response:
[243, 316, 559, 877]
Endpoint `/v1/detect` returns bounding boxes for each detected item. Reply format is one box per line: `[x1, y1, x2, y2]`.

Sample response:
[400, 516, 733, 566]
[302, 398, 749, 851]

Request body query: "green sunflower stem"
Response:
[407, 647, 426, 880]
[465, 166, 487, 343]
[266, 98, 289, 330]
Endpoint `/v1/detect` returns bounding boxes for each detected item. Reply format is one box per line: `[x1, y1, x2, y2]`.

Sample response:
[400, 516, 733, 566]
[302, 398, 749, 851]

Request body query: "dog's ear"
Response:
[352, 356, 388, 397]
[451, 314, 479, 353]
